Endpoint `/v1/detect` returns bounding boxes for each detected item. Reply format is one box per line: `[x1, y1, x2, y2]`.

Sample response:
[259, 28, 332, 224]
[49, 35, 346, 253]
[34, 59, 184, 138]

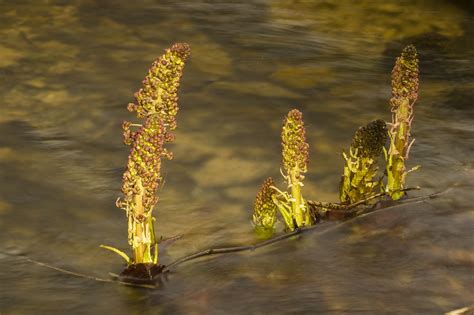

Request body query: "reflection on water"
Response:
[0, 1, 473, 314]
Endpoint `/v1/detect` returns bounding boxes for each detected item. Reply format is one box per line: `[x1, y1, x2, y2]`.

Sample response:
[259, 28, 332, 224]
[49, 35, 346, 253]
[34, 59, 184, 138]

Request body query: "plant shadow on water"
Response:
[0, 1, 473, 314]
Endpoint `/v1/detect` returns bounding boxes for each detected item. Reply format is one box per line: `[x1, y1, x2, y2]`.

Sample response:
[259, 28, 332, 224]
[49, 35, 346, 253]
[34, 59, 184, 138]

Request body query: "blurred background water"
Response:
[0, 0, 473, 314]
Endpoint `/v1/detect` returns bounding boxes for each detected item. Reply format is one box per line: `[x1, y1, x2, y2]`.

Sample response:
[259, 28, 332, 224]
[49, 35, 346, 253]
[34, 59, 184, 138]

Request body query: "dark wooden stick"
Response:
[163, 227, 319, 271]
[307, 186, 421, 211]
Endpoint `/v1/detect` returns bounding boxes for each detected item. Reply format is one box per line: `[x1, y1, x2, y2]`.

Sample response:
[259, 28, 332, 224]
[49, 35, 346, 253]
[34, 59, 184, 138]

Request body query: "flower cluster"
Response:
[127, 43, 191, 130]
[390, 44, 419, 111]
[350, 119, 388, 159]
[281, 109, 309, 175]
[120, 116, 172, 213]
[340, 119, 388, 204]
[252, 177, 277, 232]
[386, 45, 419, 200]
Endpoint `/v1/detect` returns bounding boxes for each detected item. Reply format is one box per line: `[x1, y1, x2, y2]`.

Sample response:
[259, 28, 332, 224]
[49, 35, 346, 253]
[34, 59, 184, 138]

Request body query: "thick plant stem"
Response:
[387, 118, 405, 199]
[290, 171, 303, 227]
[387, 99, 410, 200]
[131, 179, 155, 264]
[289, 170, 311, 227]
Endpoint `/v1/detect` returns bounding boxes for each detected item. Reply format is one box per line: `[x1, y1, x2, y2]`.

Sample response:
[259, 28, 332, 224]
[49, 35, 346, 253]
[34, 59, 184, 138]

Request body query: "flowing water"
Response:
[0, 1, 473, 314]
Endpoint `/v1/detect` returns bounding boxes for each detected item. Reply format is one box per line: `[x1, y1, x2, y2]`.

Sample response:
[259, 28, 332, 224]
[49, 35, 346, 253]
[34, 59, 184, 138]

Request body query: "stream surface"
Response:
[0, 1, 473, 314]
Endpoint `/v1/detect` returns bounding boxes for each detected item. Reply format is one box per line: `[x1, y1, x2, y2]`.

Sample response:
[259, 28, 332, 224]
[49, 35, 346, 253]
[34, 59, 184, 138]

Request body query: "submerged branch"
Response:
[164, 187, 449, 271]
[163, 227, 314, 271]
[158, 234, 184, 247]
[0, 188, 451, 288]
[308, 186, 421, 212]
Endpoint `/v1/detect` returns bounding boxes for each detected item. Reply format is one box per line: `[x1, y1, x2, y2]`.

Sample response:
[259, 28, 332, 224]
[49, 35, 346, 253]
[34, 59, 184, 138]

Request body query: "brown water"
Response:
[0, 1, 473, 314]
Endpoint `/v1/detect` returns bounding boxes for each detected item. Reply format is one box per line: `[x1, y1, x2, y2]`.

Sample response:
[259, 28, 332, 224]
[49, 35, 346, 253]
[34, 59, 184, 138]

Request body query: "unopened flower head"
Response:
[390, 44, 419, 110]
[281, 109, 309, 175]
[252, 177, 277, 229]
[127, 43, 191, 130]
[120, 116, 170, 212]
[350, 119, 388, 158]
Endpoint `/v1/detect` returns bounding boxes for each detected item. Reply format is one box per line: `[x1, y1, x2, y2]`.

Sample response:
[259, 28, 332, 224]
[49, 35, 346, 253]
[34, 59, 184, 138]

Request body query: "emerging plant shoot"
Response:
[273, 109, 313, 230]
[385, 45, 419, 200]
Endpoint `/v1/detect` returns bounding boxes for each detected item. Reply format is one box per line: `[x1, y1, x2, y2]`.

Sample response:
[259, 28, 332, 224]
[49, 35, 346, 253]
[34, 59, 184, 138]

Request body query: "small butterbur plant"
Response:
[340, 119, 388, 204]
[252, 177, 277, 237]
[101, 43, 190, 279]
[272, 109, 313, 230]
[385, 45, 420, 200]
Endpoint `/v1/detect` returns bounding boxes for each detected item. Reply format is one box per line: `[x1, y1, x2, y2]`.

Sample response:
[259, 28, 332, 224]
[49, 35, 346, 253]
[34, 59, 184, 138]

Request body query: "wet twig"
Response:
[159, 234, 183, 248]
[307, 186, 421, 211]
[163, 227, 314, 271]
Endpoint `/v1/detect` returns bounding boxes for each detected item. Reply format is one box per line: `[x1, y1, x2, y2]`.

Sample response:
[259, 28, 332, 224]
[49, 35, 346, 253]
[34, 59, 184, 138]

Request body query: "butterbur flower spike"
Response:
[340, 119, 388, 204]
[252, 177, 277, 238]
[278, 109, 312, 229]
[386, 45, 419, 200]
[102, 43, 190, 275]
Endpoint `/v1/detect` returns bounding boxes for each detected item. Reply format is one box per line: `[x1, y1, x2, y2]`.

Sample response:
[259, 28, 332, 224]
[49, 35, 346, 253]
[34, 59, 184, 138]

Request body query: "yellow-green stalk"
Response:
[102, 43, 190, 266]
[252, 177, 277, 238]
[276, 109, 312, 230]
[340, 119, 388, 204]
[385, 45, 419, 200]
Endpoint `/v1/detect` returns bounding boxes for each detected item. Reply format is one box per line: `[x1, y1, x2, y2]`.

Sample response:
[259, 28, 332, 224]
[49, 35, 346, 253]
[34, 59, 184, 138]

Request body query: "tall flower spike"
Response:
[340, 119, 388, 204]
[128, 43, 191, 130]
[102, 43, 191, 269]
[279, 109, 312, 229]
[252, 177, 277, 237]
[386, 45, 419, 200]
